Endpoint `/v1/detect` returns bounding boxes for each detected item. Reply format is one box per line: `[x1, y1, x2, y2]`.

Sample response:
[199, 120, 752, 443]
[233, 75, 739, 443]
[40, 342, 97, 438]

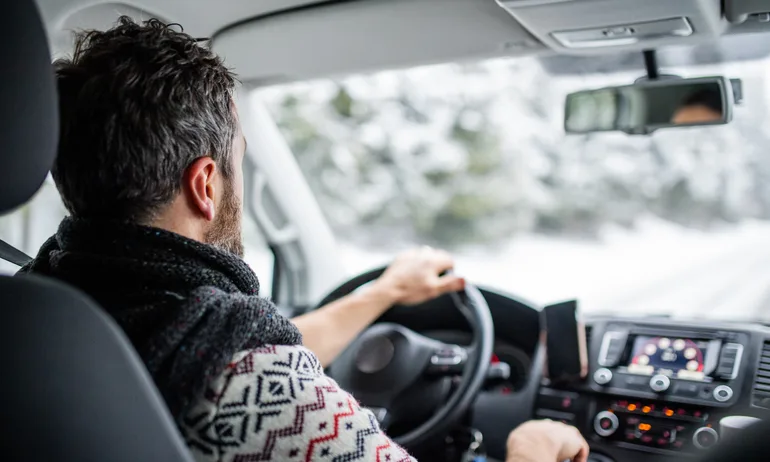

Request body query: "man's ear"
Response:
[184, 157, 218, 222]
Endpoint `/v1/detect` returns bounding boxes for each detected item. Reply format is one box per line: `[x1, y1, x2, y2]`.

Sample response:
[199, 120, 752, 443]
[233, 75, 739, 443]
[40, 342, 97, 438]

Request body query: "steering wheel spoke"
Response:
[363, 405, 392, 428]
[368, 405, 398, 431]
[317, 266, 497, 448]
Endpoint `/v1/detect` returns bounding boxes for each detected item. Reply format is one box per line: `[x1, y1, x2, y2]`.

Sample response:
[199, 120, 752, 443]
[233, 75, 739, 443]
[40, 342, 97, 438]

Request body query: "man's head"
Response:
[53, 16, 246, 256]
[671, 89, 724, 125]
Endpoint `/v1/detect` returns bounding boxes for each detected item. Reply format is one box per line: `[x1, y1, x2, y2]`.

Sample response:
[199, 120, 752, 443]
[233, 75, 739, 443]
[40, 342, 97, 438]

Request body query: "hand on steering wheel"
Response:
[373, 246, 466, 306]
[316, 266, 494, 448]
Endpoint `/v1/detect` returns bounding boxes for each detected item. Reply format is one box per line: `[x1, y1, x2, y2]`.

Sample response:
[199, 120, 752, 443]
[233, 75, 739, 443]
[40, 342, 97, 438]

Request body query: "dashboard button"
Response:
[716, 343, 743, 380]
[693, 427, 719, 449]
[598, 331, 628, 367]
[673, 382, 700, 397]
[594, 368, 613, 385]
[594, 411, 619, 437]
[713, 385, 733, 402]
[537, 390, 580, 413]
[624, 375, 648, 389]
[535, 408, 575, 424]
[650, 374, 671, 392]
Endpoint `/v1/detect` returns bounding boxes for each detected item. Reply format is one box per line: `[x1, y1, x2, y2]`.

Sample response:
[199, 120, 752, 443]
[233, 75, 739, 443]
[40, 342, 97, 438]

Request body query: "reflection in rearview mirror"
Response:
[564, 77, 734, 135]
[671, 88, 723, 124]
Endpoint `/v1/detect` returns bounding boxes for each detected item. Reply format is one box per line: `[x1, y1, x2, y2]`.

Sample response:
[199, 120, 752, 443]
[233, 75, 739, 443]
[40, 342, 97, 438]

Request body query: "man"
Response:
[22, 17, 588, 462]
[671, 89, 724, 125]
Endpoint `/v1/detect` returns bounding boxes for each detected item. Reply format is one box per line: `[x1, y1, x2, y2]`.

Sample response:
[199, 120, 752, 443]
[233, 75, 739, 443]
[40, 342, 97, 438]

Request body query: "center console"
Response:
[536, 319, 760, 459]
[592, 397, 716, 451]
[592, 326, 746, 408]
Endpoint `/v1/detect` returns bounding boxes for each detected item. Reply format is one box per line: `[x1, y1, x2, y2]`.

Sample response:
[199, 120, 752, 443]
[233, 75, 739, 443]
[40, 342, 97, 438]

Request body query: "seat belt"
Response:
[0, 239, 32, 267]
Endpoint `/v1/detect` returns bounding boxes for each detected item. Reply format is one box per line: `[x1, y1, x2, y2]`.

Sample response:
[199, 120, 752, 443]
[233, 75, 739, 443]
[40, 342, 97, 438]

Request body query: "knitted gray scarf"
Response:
[19, 217, 302, 418]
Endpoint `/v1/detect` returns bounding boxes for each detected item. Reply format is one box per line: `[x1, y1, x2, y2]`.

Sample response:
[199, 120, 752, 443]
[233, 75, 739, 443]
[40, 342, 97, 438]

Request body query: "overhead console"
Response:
[495, 0, 724, 54]
[726, 0, 770, 24]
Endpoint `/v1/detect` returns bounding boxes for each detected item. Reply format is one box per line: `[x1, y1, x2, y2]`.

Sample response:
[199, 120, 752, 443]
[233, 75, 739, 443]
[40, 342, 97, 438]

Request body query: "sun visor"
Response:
[212, 0, 547, 85]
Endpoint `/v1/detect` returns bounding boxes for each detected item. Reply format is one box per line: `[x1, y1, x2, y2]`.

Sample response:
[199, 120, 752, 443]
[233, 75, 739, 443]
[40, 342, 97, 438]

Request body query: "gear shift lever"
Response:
[719, 415, 761, 441]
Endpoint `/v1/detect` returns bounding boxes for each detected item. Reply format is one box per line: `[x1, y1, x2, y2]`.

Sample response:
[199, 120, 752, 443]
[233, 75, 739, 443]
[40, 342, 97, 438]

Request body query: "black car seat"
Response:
[0, 2, 193, 461]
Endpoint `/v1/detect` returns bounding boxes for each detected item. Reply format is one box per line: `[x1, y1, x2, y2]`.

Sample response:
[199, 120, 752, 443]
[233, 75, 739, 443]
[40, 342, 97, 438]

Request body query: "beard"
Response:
[204, 178, 244, 257]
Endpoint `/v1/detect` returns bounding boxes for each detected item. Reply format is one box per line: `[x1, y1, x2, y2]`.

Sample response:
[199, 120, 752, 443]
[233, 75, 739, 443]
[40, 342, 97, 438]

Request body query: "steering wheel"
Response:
[315, 267, 494, 448]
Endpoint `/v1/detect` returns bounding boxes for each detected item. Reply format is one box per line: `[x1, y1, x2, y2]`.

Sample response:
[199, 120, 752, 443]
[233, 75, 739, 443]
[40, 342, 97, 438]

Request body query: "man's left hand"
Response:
[371, 246, 466, 306]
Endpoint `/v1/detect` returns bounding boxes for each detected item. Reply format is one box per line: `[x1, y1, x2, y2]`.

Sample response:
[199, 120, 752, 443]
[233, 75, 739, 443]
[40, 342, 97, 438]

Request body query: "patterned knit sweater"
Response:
[181, 344, 416, 462]
[23, 219, 415, 461]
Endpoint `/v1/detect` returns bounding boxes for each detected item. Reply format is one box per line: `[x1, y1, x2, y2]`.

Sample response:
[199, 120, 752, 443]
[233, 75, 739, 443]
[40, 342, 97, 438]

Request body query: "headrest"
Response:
[0, 1, 57, 214]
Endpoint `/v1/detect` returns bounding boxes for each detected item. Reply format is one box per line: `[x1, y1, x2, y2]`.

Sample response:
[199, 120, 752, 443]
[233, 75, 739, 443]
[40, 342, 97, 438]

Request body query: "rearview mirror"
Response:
[564, 77, 734, 135]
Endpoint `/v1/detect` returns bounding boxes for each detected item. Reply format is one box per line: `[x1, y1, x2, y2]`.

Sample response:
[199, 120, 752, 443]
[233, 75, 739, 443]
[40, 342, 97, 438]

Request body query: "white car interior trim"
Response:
[498, 0, 725, 56]
[38, 0, 770, 87]
[237, 87, 344, 305]
[212, 0, 547, 84]
[250, 172, 300, 244]
[36, 0, 327, 58]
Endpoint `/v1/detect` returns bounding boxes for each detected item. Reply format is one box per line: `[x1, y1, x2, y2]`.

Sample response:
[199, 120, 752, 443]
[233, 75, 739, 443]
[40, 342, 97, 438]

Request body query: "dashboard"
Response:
[375, 287, 770, 462]
[546, 317, 770, 462]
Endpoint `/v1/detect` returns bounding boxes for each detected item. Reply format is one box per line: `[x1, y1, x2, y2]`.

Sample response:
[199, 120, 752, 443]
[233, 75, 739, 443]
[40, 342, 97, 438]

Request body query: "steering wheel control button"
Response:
[650, 374, 671, 393]
[428, 345, 467, 374]
[713, 385, 733, 402]
[430, 345, 466, 365]
[693, 426, 719, 449]
[594, 411, 619, 437]
[593, 368, 613, 385]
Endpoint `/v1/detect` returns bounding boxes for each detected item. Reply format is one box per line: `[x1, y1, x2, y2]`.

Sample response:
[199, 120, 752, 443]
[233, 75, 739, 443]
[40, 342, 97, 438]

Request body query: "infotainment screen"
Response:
[628, 336, 711, 380]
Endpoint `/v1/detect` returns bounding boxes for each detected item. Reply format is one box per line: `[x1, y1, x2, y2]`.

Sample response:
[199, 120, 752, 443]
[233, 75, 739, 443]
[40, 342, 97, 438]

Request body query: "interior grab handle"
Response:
[249, 171, 299, 244]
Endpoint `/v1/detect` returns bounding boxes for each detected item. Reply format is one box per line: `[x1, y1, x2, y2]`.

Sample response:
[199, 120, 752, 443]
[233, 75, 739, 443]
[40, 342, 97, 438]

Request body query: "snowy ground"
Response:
[337, 217, 770, 322]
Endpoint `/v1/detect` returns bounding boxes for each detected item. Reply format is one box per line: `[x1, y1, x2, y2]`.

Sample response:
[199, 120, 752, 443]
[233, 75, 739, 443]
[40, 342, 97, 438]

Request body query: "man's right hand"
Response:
[505, 420, 589, 462]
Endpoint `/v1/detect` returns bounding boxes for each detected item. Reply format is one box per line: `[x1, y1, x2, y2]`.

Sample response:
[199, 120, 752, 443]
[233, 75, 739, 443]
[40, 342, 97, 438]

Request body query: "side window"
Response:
[0, 176, 275, 297]
[0, 178, 67, 274]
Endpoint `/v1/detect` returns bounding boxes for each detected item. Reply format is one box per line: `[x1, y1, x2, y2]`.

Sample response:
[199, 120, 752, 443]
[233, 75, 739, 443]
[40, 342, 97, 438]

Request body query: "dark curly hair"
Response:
[52, 16, 238, 223]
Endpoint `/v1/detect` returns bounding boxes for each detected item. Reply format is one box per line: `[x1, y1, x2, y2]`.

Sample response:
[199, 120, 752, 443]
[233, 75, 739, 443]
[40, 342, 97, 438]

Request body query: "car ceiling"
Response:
[36, 0, 325, 56]
[34, 0, 770, 84]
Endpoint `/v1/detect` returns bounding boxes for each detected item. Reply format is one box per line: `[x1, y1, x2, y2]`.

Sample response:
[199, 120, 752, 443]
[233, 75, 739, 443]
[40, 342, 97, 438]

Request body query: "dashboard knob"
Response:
[593, 368, 613, 385]
[650, 374, 671, 392]
[713, 385, 733, 403]
[692, 426, 719, 449]
[594, 411, 619, 437]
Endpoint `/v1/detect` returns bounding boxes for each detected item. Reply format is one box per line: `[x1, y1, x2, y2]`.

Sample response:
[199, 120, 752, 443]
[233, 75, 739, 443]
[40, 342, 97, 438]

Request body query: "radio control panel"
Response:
[589, 325, 750, 407]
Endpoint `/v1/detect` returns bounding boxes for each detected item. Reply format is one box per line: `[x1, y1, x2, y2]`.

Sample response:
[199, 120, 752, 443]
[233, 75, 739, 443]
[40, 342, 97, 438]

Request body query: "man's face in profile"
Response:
[203, 111, 246, 257]
[672, 104, 723, 125]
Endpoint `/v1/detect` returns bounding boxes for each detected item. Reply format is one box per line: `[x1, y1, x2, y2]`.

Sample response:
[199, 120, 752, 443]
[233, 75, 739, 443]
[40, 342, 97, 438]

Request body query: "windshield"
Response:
[260, 48, 770, 322]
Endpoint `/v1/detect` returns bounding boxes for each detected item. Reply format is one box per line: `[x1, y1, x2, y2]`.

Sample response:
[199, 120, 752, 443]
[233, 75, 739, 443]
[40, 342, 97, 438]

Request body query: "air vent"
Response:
[752, 341, 770, 409]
